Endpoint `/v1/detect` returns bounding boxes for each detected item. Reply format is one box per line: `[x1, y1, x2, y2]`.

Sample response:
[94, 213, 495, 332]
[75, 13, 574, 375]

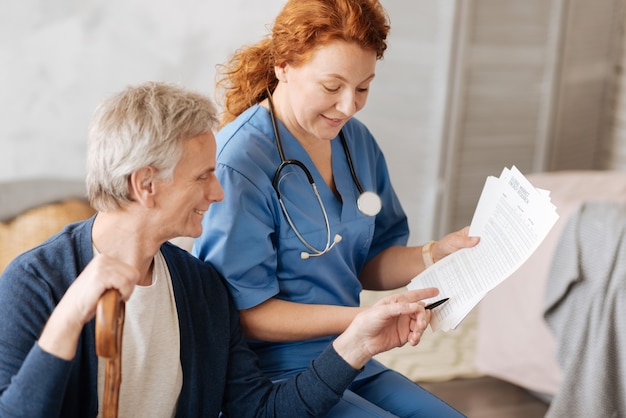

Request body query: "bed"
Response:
[475, 170, 626, 408]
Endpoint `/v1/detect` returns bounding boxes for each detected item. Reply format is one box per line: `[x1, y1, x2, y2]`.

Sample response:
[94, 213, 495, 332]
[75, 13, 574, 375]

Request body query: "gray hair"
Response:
[86, 81, 219, 211]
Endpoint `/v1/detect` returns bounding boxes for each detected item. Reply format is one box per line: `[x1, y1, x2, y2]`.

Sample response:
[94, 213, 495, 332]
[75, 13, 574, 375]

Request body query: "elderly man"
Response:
[0, 82, 437, 417]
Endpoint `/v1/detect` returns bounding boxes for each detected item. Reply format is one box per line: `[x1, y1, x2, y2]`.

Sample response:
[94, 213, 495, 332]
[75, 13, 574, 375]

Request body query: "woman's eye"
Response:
[323, 85, 340, 93]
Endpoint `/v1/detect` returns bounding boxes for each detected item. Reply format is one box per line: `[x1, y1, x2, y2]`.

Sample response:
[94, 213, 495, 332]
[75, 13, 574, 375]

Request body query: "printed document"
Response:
[408, 166, 559, 331]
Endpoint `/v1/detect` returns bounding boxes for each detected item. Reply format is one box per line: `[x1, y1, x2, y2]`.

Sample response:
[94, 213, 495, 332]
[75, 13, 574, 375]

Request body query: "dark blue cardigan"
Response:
[0, 217, 359, 417]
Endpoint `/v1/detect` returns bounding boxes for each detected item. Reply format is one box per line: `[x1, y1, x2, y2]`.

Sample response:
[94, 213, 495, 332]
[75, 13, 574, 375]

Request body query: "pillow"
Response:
[0, 199, 96, 273]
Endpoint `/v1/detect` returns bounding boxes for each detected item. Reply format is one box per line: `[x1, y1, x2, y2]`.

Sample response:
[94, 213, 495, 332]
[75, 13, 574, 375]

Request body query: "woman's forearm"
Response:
[239, 298, 364, 341]
[359, 245, 423, 291]
[360, 228, 480, 291]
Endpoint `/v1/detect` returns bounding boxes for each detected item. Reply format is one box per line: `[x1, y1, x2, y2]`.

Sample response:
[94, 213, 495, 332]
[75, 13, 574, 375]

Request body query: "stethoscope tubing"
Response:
[266, 90, 379, 258]
[272, 159, 314, 198]
[268, 91, 365, 199]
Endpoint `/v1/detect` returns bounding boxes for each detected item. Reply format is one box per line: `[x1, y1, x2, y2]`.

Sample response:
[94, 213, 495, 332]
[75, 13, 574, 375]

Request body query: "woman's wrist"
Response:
[422, 240, 436, 268]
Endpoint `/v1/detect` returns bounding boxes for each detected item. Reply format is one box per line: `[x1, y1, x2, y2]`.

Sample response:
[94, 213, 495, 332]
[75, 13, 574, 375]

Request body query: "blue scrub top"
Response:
[194, 105, 409, 378]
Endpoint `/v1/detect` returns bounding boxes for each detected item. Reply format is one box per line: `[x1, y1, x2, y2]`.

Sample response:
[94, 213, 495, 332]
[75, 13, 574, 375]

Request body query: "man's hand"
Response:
[332, 287, 439, 369]
[38, 254, 139, 360]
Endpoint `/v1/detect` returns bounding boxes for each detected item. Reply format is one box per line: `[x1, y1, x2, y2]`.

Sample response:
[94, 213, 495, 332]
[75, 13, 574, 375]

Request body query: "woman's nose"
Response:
[336, 91, 357, 116]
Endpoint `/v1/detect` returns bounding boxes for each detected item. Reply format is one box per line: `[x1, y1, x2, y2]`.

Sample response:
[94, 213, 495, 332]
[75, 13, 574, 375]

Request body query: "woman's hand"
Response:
[430, 226, 479, 263]
[332, 287, 439, 369]
[361, 228, 480, 291]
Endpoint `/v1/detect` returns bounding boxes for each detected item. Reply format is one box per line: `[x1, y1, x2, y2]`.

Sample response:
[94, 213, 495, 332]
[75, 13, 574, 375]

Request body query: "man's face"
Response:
[153, 132, 223, 240]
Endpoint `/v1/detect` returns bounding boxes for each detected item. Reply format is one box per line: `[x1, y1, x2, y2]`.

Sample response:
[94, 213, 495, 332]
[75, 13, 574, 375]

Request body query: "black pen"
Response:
[425, 298, 449, 310]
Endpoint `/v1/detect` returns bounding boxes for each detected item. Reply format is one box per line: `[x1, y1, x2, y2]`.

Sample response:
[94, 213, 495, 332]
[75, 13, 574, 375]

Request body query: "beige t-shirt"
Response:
[97, 250, 183, 418]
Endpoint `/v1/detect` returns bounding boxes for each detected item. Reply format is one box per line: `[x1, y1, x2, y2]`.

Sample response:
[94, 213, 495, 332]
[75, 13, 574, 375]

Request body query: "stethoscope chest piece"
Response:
[357, 191, 382, 216]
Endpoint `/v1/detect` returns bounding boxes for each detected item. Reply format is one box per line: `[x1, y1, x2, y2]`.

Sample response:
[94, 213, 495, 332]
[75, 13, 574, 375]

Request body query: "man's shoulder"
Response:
[1, 219, 92, 291]
[161, 242, 223, 280]
[160, 242, 235, 310]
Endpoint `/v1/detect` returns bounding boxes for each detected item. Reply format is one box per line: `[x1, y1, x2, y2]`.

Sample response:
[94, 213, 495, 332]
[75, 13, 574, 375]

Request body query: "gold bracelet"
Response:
[422, 240, 436, 268]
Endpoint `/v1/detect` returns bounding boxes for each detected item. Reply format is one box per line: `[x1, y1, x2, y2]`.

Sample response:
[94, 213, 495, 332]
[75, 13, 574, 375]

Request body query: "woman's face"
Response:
[274, 40, 377, 144]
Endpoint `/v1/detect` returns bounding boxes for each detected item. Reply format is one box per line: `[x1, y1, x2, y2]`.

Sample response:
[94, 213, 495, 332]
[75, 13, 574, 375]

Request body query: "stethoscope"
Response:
[267, 92, 382, 259]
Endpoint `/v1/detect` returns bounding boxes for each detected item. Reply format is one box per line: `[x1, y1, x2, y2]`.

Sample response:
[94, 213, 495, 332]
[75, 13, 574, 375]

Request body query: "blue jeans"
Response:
[324, 368, 466, 418]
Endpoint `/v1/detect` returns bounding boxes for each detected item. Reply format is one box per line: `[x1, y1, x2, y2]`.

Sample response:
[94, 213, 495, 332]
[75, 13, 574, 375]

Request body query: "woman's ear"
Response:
[274, 62, 288, 83]
[129, 167, 157, 207]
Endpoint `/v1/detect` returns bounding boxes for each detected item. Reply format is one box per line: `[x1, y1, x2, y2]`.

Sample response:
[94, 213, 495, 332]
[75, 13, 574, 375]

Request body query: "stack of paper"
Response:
[408, 166, 559, 331]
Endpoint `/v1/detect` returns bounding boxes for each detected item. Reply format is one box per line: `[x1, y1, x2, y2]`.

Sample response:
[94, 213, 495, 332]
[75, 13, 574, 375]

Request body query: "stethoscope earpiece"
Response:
[301, 234, 342, 259]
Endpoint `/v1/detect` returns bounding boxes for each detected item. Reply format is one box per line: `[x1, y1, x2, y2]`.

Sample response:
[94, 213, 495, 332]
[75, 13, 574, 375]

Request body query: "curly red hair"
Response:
[215, 0, 390, 128]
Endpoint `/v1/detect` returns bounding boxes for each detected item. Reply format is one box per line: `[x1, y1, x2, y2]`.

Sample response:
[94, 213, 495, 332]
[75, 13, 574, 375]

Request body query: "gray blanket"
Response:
[544, 201, 626, 418]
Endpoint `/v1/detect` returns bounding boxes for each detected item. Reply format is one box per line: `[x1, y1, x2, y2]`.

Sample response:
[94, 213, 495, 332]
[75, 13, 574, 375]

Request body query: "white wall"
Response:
[0, 0, 283, 180]
[0, 0, 456, 244]
[360, 1, 457, 243]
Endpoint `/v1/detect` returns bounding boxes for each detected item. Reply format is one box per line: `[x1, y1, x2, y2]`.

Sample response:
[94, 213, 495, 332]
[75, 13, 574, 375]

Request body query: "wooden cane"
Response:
[95, 289, 125, 418]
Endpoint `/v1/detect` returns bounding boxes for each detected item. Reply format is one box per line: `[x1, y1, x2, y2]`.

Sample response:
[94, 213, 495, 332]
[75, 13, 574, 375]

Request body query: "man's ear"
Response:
[129, 167, 157, 208]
